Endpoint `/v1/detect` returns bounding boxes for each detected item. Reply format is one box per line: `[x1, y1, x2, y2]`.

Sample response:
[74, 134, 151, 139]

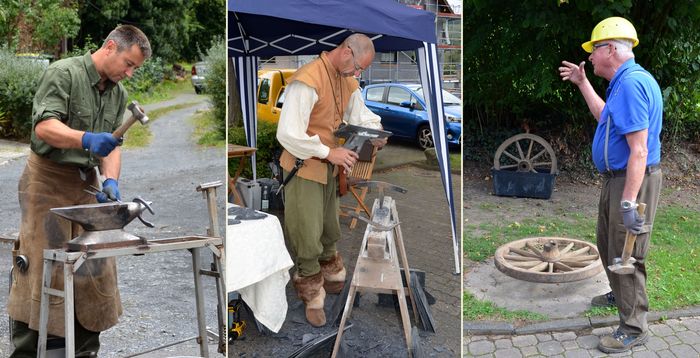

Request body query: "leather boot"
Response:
[293, 272, 326, 327]
[320, 253, 346, 294]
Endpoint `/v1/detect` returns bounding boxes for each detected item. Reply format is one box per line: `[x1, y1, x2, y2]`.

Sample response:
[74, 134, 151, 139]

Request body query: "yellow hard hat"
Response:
[582, 17, 639, 53]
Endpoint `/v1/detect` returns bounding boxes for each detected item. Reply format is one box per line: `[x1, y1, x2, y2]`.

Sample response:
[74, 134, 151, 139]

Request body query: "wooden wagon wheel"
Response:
[494, 237, 603, 283]
[493, 134, 558, 174]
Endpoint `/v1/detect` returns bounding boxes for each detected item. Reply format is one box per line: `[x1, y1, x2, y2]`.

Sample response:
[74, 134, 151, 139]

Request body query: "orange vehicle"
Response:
[257, 69, 295, 123]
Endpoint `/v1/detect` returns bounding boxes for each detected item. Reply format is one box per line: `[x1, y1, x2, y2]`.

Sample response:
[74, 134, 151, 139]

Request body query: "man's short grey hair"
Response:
[341, 33, 375, 59]
[610, 39, 634, 55]
[103, 25, 152, 59]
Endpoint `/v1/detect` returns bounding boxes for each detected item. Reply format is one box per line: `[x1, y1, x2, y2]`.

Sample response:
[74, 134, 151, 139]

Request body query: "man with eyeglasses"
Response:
[277, 33, 385, 327]
[559, 17, 662, 354]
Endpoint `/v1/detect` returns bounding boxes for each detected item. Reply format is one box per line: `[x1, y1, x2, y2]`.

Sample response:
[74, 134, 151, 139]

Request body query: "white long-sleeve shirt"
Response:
[276, 81, 381, 160]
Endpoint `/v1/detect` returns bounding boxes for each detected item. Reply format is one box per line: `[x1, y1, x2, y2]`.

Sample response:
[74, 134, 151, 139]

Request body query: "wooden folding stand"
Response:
[339, 147, 378, 229]
[332, 182, 420, 357]
[227, 144, 257, 206]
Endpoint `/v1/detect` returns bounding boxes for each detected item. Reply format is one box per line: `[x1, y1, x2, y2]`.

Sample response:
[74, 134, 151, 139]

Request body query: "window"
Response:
[379, 52, 397, 64]
[258, 79, 270, 104]
[387, 87, 412, 105]
[366, 87, 384, 102]
[275, 87, 286, 109]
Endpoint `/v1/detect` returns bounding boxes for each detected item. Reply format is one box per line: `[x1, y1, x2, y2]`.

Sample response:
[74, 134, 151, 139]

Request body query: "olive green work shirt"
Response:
[30, 52, 127, 168]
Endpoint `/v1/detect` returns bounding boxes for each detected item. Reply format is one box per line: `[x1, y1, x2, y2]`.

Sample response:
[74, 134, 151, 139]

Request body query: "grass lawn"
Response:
[191, 109, 225, 147]
[463, 204, 700, 320]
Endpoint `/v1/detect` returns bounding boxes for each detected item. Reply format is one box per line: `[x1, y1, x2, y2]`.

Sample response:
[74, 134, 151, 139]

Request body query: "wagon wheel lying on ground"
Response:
[494, 237, 603, 283]
[494, 133, 558, 174]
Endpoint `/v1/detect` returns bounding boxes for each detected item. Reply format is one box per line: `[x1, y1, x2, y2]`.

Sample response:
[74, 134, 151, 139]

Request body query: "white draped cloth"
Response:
[227, 204, 293, 333]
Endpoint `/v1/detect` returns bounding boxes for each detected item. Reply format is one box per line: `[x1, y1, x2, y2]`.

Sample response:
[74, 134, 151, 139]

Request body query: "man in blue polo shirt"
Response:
[559, 17, 663, 354]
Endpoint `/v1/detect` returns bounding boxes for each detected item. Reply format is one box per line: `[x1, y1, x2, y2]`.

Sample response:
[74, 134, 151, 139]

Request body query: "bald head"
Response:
[341, 33, 375, 61]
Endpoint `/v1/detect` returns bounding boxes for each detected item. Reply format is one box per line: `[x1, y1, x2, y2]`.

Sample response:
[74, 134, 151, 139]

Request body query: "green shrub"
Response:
[121, 57, 166, 95]
[229, 120, 283, 179]
[0, 48, 46, 139]
[203, 37, 226, 138]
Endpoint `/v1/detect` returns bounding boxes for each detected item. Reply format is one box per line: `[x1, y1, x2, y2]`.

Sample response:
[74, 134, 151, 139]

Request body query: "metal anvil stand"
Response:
[37, 183, 226, 358]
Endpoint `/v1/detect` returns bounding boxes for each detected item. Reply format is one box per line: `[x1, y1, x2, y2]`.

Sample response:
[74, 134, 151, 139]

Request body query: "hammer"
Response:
[112, 101, 149, 140]
[609, 203, 646, 275]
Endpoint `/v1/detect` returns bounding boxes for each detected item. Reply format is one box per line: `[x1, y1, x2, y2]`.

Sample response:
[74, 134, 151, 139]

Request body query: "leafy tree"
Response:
[463, 1, 700, 165]
[0, 0, 80, 56]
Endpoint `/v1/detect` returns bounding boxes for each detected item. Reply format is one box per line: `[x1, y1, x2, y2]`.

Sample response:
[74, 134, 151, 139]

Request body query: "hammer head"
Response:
[127, 100, 149, 124]
[608, 257, 637, 275]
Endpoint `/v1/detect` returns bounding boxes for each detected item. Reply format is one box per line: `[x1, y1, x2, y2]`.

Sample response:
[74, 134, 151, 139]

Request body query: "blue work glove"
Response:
[82, 132, 118, 157]
[97, 179, 121, 203]
[621, 206, 644, 234]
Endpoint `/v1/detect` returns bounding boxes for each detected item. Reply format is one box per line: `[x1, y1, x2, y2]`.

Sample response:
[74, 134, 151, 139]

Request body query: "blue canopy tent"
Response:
[228, 0, 460, 274]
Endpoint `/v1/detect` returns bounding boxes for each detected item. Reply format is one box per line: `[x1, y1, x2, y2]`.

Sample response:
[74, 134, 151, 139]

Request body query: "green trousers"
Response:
[596, 168, 662, 335]
[10, 319, 100, 358]
[284, 165, 341, 276]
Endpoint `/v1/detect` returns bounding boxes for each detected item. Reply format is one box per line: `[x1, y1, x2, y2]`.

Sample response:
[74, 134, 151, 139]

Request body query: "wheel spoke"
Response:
[559, 260, 595, 267]
[553, 262, 574, 272]
[562, 246, 591, 258]
[548, 262, 554, 273]
[498, 164, 519, 170]
[563, 254, 599, 262]
[525, 242, 543, 258]
[559, 242, 574, 255]
[504, 254, 538, 261]
[515, 141, 525, 160]
[509, 247, 540, 259]
[526, 139, 534, 160]
[530, 149, 547, 162]
[510, 260, 543, 268]
[529, 262, 549, 272]
[503, 150, 520, 163]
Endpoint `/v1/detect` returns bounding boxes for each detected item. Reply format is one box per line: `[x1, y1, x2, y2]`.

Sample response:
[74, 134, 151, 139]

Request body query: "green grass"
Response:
[191, 108, 225, 147]
[463, 204, 700, 320]
[129, 77, 194, 105]
[123, 102, 200, 148]
[450, 153, 461, 170]
[463, 291, 548, 322]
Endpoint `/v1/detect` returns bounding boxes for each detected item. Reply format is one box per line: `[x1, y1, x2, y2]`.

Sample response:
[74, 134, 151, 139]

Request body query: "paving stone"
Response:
[562, 340, 578, 350]
[496, 338, 514, 349]
[631, 344, 647, 352]
[608, 351, 632, 357]
[669, 344, 698, 357]
[643, 336, 669, 351]
[553, 332, 577, 341]
[662, 335, 681, 346]
[694, 343, 700, 354]
[521, 345, 539, 356]
[654, 350, 675, 358]
[666, 319, 688, 332]
[680, 317, 700, 332]
[563, 349, 591, 358]
[589, 351, 609, 358]
[474, 354, 492, 358]
[631, 351, 659, 358]
[494, 348, 524, 358]
[536, 333, 553, 342]
[576, 335, 599, 349]
[676, 330, 700, 345]
[536, 341, 564, 356]
[471, 335, 488, 341]
[512, 335, 538, 348]
[591, 327, 613, 336]
[469, 340, 496, 356]
[648, 324, 674, 337]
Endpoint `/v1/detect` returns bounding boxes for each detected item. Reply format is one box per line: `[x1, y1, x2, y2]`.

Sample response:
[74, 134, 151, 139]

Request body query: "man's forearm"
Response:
[35, 118, 85, 149]
[622, 130, 649, 202]
[101, 147, 121, 180]
[577, 79, 606, 121]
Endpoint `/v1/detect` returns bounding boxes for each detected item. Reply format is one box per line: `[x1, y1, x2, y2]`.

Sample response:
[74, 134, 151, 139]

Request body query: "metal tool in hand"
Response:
[112, 101, 149, 141]
[276, 158, 305, 195]
[334, 123, 392, 153]
[609, 203, 646, 275]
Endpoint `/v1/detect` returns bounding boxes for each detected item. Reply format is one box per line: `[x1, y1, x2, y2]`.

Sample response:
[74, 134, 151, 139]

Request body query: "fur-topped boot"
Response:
[319, 253, 346, 294]
[293, 272, 326, 327]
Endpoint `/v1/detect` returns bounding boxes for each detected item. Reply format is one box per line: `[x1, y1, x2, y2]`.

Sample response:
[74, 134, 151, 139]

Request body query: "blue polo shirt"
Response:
[591, 59, 663, 173]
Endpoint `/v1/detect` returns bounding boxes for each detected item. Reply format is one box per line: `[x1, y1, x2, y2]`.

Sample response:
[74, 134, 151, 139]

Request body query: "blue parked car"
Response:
[362, 83, 461, 150]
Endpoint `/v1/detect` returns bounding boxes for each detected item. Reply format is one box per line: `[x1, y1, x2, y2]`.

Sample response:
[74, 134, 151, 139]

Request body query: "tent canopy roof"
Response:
[228, 0, 437, 57]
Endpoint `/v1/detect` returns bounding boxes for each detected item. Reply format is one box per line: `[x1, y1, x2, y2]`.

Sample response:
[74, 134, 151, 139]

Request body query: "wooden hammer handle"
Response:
[620, 203, 647, 263]
[112, 116, 137, 139]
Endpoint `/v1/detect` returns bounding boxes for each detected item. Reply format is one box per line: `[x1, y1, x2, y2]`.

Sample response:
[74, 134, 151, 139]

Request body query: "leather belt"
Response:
[602, 164, 660, 178]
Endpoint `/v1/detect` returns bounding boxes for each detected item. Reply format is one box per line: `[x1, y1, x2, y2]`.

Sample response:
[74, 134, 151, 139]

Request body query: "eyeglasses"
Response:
[592, 43, 610, 52]
[347, 46, 365, 73]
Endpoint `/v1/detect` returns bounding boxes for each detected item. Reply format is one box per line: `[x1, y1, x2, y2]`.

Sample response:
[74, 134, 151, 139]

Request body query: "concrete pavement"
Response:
[464, 316, 700, 357]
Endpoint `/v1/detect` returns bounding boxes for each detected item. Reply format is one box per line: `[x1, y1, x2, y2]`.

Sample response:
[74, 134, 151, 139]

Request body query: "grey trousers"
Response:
[596, 168, 662, 335]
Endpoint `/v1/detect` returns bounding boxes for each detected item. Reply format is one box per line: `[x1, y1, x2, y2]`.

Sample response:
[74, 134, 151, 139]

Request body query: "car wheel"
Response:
[417, 125, 434, 150]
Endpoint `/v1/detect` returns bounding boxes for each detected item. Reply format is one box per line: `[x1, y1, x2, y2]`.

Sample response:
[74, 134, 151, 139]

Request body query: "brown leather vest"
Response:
[279, 52, 358, 184]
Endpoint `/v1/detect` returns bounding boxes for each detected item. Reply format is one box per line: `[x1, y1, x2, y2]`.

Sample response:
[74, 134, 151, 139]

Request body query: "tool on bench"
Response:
[609, 203, 646, 275]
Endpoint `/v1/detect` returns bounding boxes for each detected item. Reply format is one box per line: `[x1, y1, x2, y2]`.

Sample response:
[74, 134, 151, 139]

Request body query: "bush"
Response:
[229, 120, 283, 179]
[203, 37, 226, 138]
[0, 48, 46, 139]
[121, 57, 166, 95]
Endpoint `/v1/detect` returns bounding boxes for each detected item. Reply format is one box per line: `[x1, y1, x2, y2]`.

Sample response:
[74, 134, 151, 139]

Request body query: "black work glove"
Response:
[621, 206, 644, 234]
[97, 178, 121, 203]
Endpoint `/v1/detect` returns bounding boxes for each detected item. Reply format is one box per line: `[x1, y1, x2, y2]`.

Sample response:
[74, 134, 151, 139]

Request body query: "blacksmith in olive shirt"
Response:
[7, 25, 150, 357]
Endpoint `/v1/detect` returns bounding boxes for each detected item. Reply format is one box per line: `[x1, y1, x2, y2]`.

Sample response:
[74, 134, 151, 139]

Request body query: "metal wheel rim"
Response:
[494, 237, 603, 283]
[418, 127, 433, 149]
[493, 133, 557, 174]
